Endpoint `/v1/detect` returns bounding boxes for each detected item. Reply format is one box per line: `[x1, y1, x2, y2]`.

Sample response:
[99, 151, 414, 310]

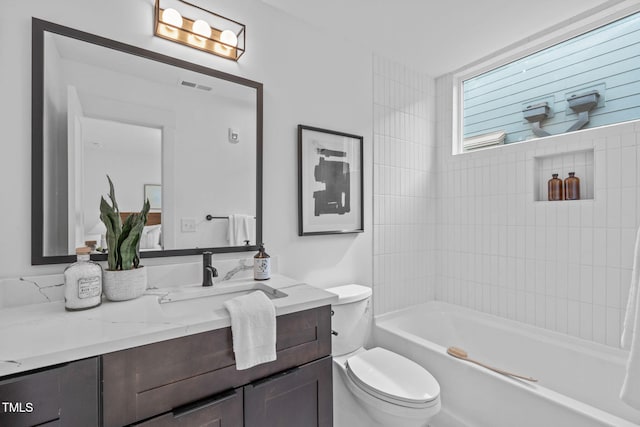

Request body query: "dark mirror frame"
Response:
[31, 18, 263, 265]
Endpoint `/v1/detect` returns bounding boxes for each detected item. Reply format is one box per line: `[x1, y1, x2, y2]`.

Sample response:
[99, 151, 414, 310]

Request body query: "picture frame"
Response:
[298, 125, 364, 236]
[144, 184, 162, 210]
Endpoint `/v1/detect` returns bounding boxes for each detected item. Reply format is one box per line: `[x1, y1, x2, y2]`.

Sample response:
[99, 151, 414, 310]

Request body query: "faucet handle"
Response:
[211, 266, 219, 277]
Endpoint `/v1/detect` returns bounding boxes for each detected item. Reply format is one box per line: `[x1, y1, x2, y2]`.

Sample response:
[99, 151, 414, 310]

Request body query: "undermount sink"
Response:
[155, 281, 288, 305]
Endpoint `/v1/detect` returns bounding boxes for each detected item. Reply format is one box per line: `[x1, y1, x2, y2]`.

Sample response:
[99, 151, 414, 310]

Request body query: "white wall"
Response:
[436, 72, 640, 347]
[372, 56, 437, 315]
[0, 0, 372, 289]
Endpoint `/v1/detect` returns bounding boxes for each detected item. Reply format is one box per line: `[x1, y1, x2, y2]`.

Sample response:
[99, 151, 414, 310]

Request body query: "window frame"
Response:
[452, 1, 640, 155]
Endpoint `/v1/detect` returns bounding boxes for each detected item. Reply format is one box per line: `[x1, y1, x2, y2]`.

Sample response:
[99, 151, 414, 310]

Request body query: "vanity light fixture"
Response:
[154, 0, 245, 61]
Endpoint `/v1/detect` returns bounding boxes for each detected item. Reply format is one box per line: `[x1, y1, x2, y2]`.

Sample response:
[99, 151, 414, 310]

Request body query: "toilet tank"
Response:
[326, 284, 372, 356]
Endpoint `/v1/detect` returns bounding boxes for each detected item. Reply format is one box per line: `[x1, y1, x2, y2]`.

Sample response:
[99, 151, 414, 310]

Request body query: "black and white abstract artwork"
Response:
[298, 125, 363, 235]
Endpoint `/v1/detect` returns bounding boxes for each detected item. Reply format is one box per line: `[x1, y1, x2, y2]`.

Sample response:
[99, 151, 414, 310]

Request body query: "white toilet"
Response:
[326, 284, 441, 427]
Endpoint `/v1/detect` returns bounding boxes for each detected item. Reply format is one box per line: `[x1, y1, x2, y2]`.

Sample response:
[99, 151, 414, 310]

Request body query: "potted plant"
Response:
[100, 176, 151, 301]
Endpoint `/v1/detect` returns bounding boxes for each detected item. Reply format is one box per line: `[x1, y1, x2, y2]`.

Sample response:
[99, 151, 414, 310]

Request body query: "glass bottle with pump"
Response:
[548, 173, 563, 201]
[64, 247, 102, 311]
[254, 243, 271, 281]
[564, 172, 580, 200]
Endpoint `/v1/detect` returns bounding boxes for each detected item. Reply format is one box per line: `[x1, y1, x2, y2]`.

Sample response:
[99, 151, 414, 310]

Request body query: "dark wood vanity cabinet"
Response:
[0, 357, 100, 427]
[103, 305, 333, 427]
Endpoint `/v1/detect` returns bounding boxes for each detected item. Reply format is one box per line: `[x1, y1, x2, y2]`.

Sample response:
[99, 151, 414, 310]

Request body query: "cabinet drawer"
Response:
[103, 305, 331, 427]
[0, 358, 99, 427]
[133, 388, 243, 427]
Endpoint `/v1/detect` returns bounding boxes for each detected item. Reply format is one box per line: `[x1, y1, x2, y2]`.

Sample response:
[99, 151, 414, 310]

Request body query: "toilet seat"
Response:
[345, 347, 440, 409]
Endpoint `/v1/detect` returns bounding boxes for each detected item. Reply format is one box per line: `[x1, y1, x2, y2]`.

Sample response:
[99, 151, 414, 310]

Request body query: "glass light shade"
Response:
[192, 19, 211, 38]
[162, 8, 183, 28]
[220, 29, 238, 47]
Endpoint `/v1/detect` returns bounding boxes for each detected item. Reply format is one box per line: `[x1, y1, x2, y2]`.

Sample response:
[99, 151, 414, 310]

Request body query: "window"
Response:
[460, 10, 640, 152]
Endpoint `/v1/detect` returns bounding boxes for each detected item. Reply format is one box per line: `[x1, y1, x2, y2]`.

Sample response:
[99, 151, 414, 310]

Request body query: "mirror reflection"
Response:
[34, 20, 262, 263]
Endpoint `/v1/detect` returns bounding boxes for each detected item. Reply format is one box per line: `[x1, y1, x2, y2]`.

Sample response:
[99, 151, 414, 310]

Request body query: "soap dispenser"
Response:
[254, 243, 271, 281]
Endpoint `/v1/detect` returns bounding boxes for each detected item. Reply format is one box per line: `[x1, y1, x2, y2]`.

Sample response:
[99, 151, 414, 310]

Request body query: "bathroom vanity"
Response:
[103, 305, 332, 427]
[0, 276, 335, 427]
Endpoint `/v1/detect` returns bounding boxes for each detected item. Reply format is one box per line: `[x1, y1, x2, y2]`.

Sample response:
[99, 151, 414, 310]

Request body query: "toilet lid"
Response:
[345, 347, 440, 406]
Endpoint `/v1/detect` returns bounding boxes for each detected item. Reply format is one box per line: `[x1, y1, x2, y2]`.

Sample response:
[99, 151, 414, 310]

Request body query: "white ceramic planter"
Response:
[103, 267, 147, 301]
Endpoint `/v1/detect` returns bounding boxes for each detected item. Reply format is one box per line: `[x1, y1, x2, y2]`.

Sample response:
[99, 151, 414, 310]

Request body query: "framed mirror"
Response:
[32, 18, 262, 265]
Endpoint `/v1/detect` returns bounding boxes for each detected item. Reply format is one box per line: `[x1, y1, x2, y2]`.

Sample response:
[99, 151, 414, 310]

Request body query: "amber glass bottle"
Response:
[564, 172, 580, 200]
[548, 173, 563, 201]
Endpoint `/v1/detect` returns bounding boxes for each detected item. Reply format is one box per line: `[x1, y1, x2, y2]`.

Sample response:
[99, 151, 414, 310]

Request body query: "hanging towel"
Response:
[227, 214, 256, 246]
[621, 226, 640, 409]
[224, 291, 276, 370]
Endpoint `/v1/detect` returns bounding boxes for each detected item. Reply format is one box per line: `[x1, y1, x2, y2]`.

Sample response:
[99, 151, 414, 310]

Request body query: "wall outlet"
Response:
[181, 218, 197, 232]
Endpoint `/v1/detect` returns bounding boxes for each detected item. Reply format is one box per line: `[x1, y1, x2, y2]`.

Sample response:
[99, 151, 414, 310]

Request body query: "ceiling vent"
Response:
[179, 80, 213, 92]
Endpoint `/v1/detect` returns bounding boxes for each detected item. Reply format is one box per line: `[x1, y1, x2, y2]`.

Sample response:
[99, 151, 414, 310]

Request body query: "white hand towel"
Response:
[227, 214, 256, 246]
[620, 226, 640, 408]
[224, 291, 276, 370]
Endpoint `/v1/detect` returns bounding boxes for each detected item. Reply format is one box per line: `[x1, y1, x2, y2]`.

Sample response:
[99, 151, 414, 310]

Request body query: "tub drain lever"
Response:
[447, 346, 537, 382]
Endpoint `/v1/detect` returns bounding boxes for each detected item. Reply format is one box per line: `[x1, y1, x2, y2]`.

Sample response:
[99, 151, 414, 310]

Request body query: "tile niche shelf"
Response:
[533, 149, 594, 202]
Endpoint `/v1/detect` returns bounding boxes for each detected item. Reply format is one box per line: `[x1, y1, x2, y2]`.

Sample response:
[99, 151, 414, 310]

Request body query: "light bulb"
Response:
[192, 19, 211, 39]
[220, 30, 238, 47]
[162, 8, 183, 28]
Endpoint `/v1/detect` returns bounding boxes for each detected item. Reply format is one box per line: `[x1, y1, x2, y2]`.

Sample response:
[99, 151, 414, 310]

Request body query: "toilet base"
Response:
[333, 365, 380, 427]
[333, 350, 440, 427]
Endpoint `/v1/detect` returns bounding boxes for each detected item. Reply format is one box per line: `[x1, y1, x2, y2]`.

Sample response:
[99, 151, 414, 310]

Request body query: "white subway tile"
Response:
[567, 263, 580, 301]
[579, 302, 593, 341]
[621, 188, 637, 229]
[606, 307, 621, 347]
[568, 300, 580, 336]
[606, 148, 621, 189]
[592, 305, 607, 345]
[554, 298, 568, 334]
[605, 267, 621, 309]
[579, 265, 593, 304]
[535, 294, 546, 328]
[607, 188, 622, 229]
[606, 228, 622, 268]
[593, 227, 607, 267]
[621, 146, 636, 188]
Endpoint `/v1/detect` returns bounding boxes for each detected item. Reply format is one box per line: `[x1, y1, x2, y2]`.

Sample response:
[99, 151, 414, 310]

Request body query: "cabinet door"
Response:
[244, 356, 333, 427]
[0, 357, 99, 427]
[133, 388, 243, 427]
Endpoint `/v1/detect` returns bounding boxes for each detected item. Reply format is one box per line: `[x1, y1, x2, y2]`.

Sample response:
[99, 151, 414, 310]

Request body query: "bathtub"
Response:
[373, 301, 640, 427]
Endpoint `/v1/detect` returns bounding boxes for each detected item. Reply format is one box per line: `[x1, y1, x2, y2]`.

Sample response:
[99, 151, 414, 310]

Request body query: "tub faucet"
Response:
[202, 251, 218, 287]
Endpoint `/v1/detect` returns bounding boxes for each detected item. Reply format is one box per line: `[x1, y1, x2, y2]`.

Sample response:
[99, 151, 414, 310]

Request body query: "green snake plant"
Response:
[99, 176, 150, 271]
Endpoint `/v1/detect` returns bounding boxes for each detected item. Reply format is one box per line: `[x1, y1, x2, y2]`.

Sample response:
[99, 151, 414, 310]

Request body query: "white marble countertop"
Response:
[0, 275, 337, 377]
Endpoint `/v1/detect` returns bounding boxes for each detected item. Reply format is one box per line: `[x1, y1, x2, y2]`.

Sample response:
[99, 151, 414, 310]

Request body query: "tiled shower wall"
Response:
[372, 56, 437, 315]
[435, 73, 640, 347]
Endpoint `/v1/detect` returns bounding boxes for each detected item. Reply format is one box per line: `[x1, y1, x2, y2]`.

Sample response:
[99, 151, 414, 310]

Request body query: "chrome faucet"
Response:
[202, 251, 218, 287]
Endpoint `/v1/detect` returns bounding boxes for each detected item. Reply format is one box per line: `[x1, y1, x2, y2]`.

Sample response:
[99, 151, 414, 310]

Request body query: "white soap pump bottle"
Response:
[253, 243, 271, 281]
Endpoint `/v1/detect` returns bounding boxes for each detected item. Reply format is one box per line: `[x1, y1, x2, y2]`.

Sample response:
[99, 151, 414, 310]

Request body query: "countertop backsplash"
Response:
[0, 256, 277, 309]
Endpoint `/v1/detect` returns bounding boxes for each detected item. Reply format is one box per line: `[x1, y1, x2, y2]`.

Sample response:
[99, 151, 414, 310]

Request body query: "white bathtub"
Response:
[373, 301, 640, 427]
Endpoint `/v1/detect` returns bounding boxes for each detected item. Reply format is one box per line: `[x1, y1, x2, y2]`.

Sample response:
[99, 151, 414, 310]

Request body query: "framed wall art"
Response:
[298, 125, 363, 236]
